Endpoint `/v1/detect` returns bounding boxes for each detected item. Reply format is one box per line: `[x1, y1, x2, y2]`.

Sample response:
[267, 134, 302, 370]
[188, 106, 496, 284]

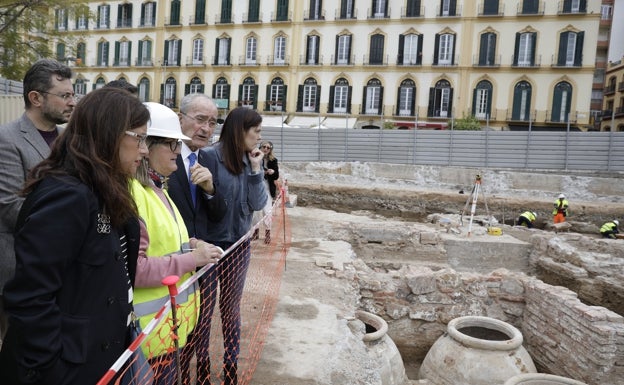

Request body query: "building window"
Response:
[95, 77, 106, 90]
[428, 79, 453, 118]
[194, 0, 206, 24]
[215, 37, 231, 65]
[74, 78, 87, 96]
[276, 0, 289, 21]
[56, 43, 65, 62]
[213, 77, 230, 108]
[306, 35, 320, 64]
[164, 39, 181, 66]
[115, 40, 131, 66]
[266, 77, 286, 111]
[170, 0, 181, 25]
[273, 36, 287, 64]
[162, 78, 177, 107]
[142, 2, 156, 27]
[562, 0, 586, 14]
[308, 0, 323, 20]
[397, 79, 416, 116]
[478, 32, 497, 66]
[221, 0, 233, 23]
[76, 42, 86, 64]
[192, 38, 204, 65]
[557, 31, 583, 67]
[246, 36, 257, 64]
[139, 78, 150, 102]
[513, 32, 536, 67]
[440, 0, 456, 16]
[551, 82, 572, 123]
[369, 34, 384, 64]
[298, 78, 320, 112]
[601, 5, 612, 19]
[97, 5, 110, 29]
[56, 9, 68, 31]
[398, 34, 422, 65]
[138, 40, 153, 66]
[363, 78, 383, 114]
[472, 80, 493, 119]
[75, 6, 89, 30]
[512, 81, 532, 121]
[434, 33, 455, 65]
[406, 0, 422, 17]
[340, 0, 355, 19]
[336, 34, 352, 64]
[97, 41, 109, 66]
[248, 0, 260, 22]
[482, 0, 499, 15]
[239, 77, 258, 108]
[521, 0, 539, 14]
[117, 3, 133, 28]
[329, 78, 351, 114]
[372, 0, 388, 18]
[186, 77, 204, 94]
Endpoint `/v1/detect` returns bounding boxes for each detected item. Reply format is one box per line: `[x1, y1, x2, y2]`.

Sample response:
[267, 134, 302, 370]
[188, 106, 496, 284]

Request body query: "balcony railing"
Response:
[299, 54, 324, 65]
[432, 55, 459, 67]
[506, 109, 537, 122]
[557, 0, 587, 14]
[551, 54, 582, 68]
[270, 11, 292, 22]
[363, 54, 388, 66]
[135, 58, 154, 67]
[516, 1, 544, 16]
[116, 19, 132, 28]
[511, 54, 541, 68]
[303, 9, 326, 21]
[214, 13, 234, 24]
[472, 55, 501, 67]
[188, 14, 208, 25]
[604, 84, 616, 95]
[436, 4, 462, 17]
[477, 3, 504, 16]
[238, 56, 260, 66]
[331, 55, 355, 66]
[618, 82, 624, 92]
[367, 7, 391, 19]
[400, 5, 424, 18]
[359, 105, 385, 115]
[266, 55, 290, 66]
[335, 9, 358, 20]
[186, 56, 207, 67]
[212, 56, 232, 66]
[396, 56, 422, 66]
[242, 12, 263, 23]
[139, 18, 156, 27]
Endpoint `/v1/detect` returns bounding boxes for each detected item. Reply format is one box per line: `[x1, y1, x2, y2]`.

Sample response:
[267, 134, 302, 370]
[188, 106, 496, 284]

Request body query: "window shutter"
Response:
[513, 33, 520, 66]
[378, 87, 384, 115]
[574, 32, 584, 66]
[417, 35, 423, 65]
[512, 84, 522, 120]
[448, 88, 454, 117]
[427, 87, 435, 117]
[185, 84, 190, 94]
[128, 42, 132, 63]
[449, 0, 457, 16]
[451, 34, 456, 65]
[117, 5, 122, 26]
[486, 86, 492, 117]
[410, 86, 416, 114]
[563, 0, 571, 13]
[579, 0, 586, 12]
[347, 36, 352, 64]
[472, 88, 478, 116]
[226, 38, 232, 64]
[212, 84, 217, 98]
[328, 85, 335, 113]
[398, 34, 405, 64]
[340, 0, 347, 18]
[395, 87, 401, 115]
[315, 86, 321, 112]
[297, 85, 303, 112]
[530, 32, 537, 66]
[347, 86, 352, 113]
[214, 39, 220, 65]
[265, 85, 271, 111]
[551, 87, 562, 122]
[557, 32, 567, 66]
[362, 86, 367, 113]
[238, 84, 243, 106]
[253, 85, 259, 110]
[335, 35, 339, 64]
[177, 41, 182, 65]
[140, 4, 145, 25]
[479, 34, 488, 65]
[104, 42, 109, 66]
[433, 34, 440, 65]
[160, 84, 164, 104]
[114, 42, 120, 66]
[164, 42, 169, 65]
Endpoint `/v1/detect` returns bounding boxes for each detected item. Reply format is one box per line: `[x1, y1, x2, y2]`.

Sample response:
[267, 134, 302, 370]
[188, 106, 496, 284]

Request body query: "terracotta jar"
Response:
[356, 310, 406, 385]
[504, 373, 588, 385]
[419, 316, 537, 385]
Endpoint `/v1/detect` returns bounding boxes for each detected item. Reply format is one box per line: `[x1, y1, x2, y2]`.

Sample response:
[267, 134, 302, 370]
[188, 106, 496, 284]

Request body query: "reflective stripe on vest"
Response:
[134, 280, 199, 317]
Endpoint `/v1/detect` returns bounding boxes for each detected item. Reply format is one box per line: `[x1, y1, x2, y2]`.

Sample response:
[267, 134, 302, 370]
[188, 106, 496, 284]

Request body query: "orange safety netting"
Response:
[100, 193, 291, 385]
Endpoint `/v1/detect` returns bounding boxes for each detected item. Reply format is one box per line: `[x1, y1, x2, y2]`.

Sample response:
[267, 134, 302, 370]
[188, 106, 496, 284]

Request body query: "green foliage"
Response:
[382, 121, 395, 130]
[0, 1, 88, 80]
[451, 115, 482, 131]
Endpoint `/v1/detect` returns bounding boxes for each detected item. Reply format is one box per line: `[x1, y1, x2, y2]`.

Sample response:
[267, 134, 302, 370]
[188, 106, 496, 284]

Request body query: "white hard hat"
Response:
[532, 212, 537, 218]
[614, 220, 619, 226]
[144, 102, 191, 140]
[558, 194, 566, 199]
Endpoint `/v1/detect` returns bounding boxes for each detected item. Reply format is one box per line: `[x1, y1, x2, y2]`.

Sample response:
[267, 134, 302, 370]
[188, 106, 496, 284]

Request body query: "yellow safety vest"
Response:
[600, 222, 617, 233]
[130, 179, 200, 358]
[520, 211, 536, 222]
[552, 199, 569, 215]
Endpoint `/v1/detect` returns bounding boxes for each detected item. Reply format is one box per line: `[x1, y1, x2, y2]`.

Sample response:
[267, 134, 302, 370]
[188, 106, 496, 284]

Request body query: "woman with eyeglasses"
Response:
[252, 140, 279, 243]
[129, 103, 222, 385]
[0, 87, 148, 385]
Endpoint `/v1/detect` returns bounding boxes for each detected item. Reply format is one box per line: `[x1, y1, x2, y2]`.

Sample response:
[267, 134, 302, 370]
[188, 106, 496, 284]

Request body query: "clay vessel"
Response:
[504, 373, 588, 385]
[419, 315, 537, 385]
[356, 310, 406, 385]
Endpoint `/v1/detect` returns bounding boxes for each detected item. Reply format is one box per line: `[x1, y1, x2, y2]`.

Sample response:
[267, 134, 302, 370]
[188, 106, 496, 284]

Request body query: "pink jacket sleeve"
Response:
[134, 219, 197, 288]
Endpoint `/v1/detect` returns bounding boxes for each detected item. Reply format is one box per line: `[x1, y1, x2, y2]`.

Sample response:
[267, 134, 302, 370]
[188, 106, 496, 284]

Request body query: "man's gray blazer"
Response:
[0, 114, 55, 293]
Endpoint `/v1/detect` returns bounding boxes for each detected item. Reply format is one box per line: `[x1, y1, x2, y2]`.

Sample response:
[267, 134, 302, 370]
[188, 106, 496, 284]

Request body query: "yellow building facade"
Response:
[58, 0, 600, 130]
[601, 58, 624, 131]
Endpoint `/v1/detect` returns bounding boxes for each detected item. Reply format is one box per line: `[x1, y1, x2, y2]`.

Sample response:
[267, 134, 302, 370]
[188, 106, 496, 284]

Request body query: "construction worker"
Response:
[600, 220, 619, 239]
[552, 193, 569, 223]
[517, 211, 537, 228]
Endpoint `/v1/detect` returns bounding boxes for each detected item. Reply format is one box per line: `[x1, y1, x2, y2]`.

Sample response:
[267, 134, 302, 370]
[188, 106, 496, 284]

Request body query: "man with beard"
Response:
[0, 59, 75, 343]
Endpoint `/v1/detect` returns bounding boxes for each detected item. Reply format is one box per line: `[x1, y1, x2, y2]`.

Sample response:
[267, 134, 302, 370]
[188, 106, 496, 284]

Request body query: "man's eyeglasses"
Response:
[181, 112, 218, 128]
[37, 90, 80, 103]
[125, 131, 148, 148]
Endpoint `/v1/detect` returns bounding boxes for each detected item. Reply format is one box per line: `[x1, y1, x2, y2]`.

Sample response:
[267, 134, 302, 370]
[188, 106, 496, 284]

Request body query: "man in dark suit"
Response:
[0, 59, 75, 341]
[167, 93, 226, 380]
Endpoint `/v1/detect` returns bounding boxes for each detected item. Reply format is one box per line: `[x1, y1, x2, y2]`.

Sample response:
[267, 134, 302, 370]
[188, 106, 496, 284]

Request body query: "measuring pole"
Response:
[467, 175, 482, 237]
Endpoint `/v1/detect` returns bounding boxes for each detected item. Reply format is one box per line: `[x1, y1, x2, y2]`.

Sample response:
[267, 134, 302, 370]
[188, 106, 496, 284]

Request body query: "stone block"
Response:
[419, 232, 439, 245]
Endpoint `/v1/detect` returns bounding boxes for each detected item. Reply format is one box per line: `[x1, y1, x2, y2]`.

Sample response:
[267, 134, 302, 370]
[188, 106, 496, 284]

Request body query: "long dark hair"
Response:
[218, 107, 262, 175]
[24, 87, 150, 227]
